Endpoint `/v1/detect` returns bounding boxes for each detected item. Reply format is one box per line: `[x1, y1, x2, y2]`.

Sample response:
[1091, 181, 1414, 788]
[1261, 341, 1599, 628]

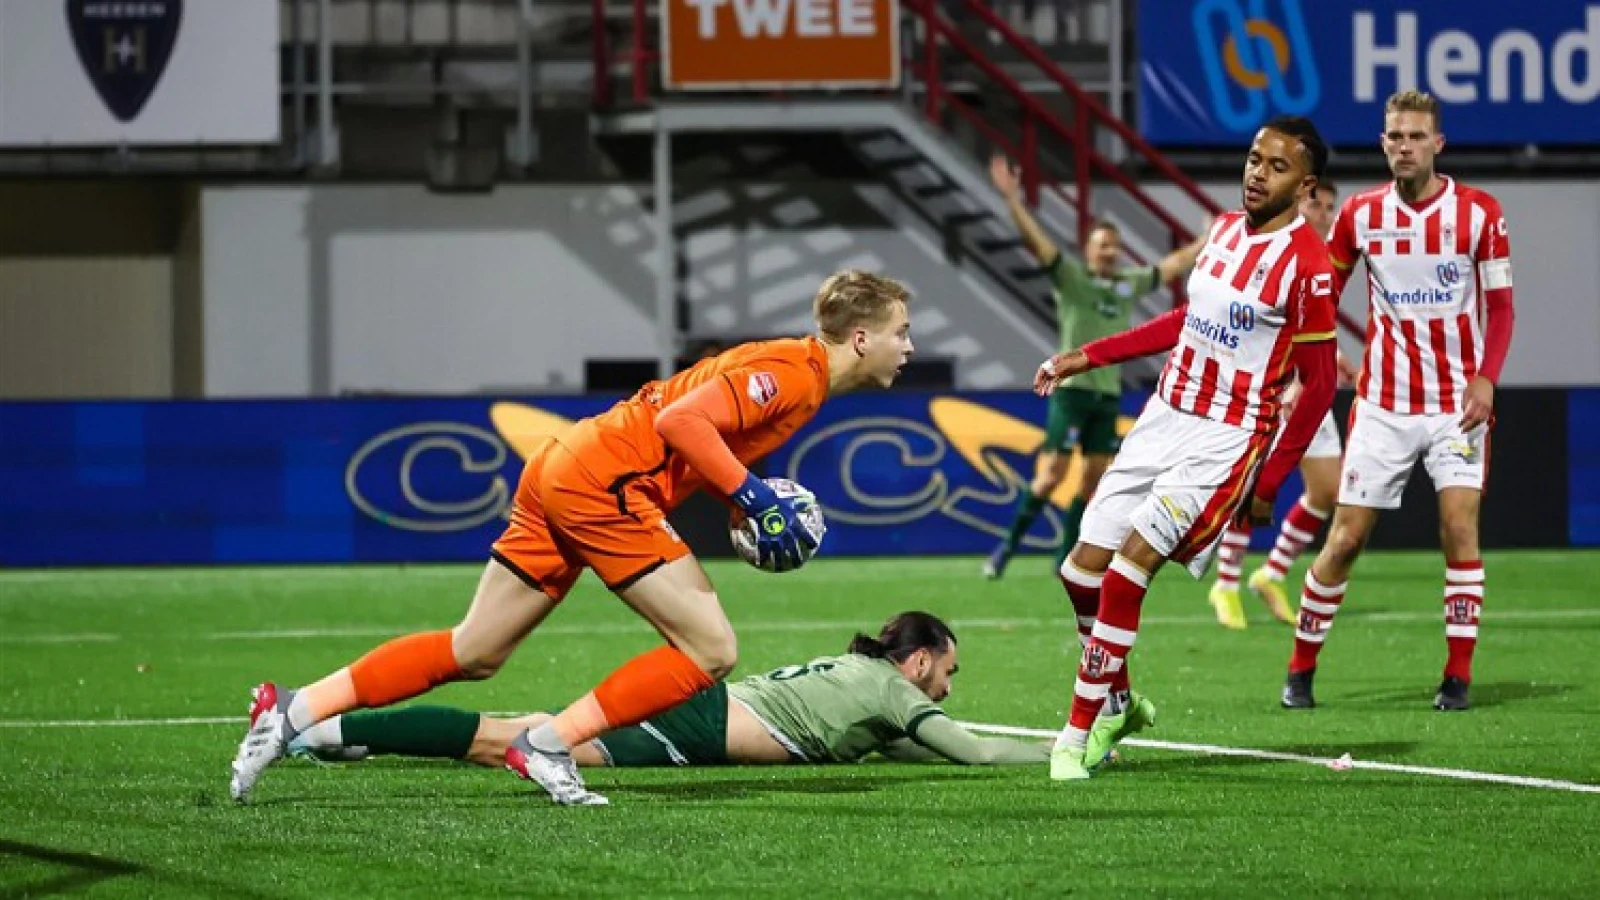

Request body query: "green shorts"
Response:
[1043, 387, 1122, 455]
[591, 682, 730, 767]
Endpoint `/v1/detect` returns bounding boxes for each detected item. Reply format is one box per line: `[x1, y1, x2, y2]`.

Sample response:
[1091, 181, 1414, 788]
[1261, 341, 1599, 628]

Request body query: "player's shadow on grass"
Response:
[1457, 681, 1574, 707]
[0, 839, 142, 898]
[0, 839, 280, 900]
[606, 771, 983, 801]
[1336, 681, 1572, 708]
[1489, 620, 1600, 632]
[247, 772, 987, 807]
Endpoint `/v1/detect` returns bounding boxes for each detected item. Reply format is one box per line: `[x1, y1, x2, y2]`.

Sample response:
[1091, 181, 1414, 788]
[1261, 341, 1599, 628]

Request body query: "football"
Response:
[729, 477, 827, 572]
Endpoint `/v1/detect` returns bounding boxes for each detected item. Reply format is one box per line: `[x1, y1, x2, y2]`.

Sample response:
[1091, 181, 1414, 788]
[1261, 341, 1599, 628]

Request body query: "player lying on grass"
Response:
[287, 612, 1048, 768]
[231, 271, 915, 807]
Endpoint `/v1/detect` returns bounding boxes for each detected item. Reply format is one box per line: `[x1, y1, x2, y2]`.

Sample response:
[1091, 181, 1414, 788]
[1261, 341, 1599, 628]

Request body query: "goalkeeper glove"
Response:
[732, 473, 820, 572]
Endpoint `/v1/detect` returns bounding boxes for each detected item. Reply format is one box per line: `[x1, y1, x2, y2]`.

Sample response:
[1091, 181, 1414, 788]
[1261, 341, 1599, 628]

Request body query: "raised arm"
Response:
[991, 155, 1059, 266]
[1155, 216, 1213, 285]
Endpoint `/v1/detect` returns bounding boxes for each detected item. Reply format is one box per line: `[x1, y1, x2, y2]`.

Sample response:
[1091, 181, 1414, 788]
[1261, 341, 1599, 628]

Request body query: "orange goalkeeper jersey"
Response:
[554, 336, 830, 510]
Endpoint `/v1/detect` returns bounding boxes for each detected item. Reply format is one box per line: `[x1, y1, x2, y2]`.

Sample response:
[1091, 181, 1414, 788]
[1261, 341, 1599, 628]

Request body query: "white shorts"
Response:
[1079, 397, 1271, 579]
[1338, 397, 1489, 509]
[1269, 409, 1341, 460]
[1306, 411, 1342, 460]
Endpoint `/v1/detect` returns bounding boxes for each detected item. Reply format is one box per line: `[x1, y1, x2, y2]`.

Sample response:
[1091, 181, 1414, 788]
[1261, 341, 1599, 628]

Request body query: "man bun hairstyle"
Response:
[847, 611, 956, 662]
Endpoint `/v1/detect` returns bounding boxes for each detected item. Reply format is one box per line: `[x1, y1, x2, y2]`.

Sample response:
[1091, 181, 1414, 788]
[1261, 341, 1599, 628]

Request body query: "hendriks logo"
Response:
[1194, 0, 1320, 133]
[67, 0, 183, 123]
[1185, 309, 1245, 349]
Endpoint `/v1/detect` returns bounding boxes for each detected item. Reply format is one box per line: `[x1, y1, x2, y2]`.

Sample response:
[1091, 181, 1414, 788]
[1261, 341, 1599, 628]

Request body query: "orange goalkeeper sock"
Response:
[545, 646, 715, 749]
[351, 629, 463, 706]
[290, 630, 463, 733]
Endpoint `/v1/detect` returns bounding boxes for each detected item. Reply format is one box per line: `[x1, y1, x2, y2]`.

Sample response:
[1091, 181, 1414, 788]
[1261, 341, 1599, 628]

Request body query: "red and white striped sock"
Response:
[1213, 524, 1251, 590]
[1261, 499, 1330, 581]
[1059, 559, 1101, 651]
[1061, 559, 1134, 715]
[1056, 556, 1147, 751]
[1288, 569, 1347, 674]
[1443, 559, 1484, 682]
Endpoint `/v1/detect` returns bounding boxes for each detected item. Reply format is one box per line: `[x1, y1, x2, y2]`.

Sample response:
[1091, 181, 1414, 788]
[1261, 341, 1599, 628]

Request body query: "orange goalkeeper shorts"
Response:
[491, 439, 690, 600]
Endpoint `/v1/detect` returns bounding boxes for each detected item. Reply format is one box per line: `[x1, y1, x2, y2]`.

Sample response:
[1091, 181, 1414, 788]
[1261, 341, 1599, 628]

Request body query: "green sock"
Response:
[340, 705, 481, 759]
[1003, 490, 1048, 551]
[1054, 498, 1088, 569]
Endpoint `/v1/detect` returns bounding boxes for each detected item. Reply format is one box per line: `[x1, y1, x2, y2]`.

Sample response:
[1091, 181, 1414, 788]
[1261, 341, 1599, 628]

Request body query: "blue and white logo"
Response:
[1228, 300, 1257, 332]
[1192, 0, 1321, 133]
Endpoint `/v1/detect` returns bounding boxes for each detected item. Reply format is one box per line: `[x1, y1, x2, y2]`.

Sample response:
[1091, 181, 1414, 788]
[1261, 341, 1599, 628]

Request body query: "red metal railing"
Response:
[591, 0, 1209, 266]
[909, 0, 1221, 249]
[592, 0, 1360, 334]
[592, 0, 655, 108]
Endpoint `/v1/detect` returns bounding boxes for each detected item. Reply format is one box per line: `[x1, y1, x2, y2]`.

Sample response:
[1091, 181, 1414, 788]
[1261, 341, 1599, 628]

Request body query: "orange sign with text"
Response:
[663, 0, 900, 90]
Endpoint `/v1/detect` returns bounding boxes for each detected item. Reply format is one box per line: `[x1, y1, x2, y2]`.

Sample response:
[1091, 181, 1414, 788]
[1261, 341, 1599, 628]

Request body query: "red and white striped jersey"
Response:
[1328, 176, 1512, 414]
[1158, 212, 1337, 434]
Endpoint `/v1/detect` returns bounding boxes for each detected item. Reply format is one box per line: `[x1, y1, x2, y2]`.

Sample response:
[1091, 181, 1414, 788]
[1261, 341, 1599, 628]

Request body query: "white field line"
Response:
[0, 633, 120, 644]
[3, 607, 1596, 644]
[0, 712, 529, 729]
[958, 721, 1600, 795]
[0, 550, 1589, 588]
[0, 712, 1593, 795]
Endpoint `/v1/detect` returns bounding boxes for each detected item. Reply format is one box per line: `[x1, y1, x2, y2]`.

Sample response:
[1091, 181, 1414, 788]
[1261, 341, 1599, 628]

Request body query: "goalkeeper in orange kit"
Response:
[230, 271, 914, 806]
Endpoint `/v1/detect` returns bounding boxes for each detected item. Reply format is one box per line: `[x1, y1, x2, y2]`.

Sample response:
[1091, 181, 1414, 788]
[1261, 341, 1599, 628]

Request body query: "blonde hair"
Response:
[1385, 89, 1441, 131]
[813, 270, 911, 342]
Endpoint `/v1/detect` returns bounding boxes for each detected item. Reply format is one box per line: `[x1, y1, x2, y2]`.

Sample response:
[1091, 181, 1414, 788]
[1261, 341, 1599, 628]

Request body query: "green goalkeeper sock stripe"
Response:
[340, 705, 480, 759]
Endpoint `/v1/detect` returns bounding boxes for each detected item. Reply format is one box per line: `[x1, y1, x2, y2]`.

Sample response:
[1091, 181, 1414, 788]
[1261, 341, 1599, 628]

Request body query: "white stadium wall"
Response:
[201, 185, 662, 397]
[200, 183, 1055, 397]
[201, 180, 1600, 397]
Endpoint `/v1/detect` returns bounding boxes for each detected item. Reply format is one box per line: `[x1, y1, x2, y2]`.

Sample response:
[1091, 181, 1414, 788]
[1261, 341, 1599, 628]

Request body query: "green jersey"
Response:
[727, 654, 942, 763]
[1051, 254, 1160, 397]
[726, 653, 1046, 766]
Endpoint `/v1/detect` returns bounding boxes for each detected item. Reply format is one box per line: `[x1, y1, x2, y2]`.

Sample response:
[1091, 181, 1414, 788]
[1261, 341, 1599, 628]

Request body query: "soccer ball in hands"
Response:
[729, 477, 827, 572]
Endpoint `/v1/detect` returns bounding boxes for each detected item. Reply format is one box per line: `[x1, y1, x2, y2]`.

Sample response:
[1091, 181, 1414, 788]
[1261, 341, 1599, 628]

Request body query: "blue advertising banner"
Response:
[763, 391, 1155, 556]
[1139, 1, 1600, 146]
[0, 392, 1186, 567]
[0, 397, 618, 567]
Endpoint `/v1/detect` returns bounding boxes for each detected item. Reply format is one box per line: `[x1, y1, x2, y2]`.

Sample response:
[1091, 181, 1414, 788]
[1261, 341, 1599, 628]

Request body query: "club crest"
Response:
[67, 0, 184, 123]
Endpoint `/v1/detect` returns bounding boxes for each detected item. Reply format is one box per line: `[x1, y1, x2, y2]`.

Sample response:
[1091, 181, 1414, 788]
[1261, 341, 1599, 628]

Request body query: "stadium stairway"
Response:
[585, 0, 1259, 386]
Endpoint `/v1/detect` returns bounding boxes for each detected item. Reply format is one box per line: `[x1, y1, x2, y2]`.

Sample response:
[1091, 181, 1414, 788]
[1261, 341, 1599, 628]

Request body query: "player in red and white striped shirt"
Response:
[1282, 91, 1516, 713]
[1034, 117, 1340, 780]
[1207, 181, 1360, 630]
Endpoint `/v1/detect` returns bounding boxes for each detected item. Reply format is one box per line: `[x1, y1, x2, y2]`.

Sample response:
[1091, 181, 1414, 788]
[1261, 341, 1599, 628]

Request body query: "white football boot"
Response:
[229, 682, 294, 802]
[505, 732, 609, 807]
